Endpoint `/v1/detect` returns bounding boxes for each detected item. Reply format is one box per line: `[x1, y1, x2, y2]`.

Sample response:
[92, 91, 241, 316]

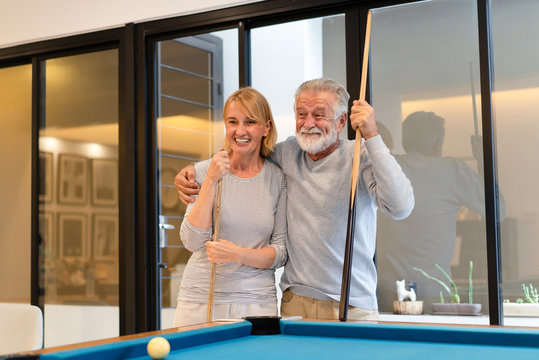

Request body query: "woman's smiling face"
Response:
[224, 100, 269, 157]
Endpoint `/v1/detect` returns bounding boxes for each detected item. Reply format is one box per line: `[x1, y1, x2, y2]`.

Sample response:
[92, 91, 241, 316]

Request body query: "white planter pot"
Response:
[431, 303, 482, 316]
[503, 303, 539, 317]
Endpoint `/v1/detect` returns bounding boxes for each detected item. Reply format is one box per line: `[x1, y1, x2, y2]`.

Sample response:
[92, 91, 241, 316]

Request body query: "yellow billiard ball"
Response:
[147, 336, 170, 359]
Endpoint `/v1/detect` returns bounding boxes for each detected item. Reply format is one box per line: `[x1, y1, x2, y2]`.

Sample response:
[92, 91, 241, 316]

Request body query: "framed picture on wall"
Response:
[91, 159, 118, 206]
[58, 213, 87, 258]
[39, 152, 53, 203]
[58, 154, 88, 205]
[92, 213, 118, 260]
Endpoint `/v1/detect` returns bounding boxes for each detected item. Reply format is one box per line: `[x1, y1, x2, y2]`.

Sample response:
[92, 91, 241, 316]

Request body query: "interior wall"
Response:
[0, 0, 263, 48]
[0, 65, 32, 302]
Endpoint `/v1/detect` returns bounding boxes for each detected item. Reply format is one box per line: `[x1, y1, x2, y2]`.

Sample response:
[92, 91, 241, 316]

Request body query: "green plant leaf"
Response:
[434, 264, 460, 303]
[468, 261, 474, 304]
[413, 267, 451, 296]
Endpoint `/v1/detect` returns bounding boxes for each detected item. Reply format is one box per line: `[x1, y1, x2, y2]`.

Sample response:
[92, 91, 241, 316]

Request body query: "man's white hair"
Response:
[294, 78, 350, 121]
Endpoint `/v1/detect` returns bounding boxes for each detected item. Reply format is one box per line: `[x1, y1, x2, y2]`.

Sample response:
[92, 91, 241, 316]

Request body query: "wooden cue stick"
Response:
[207, 179, 222, 322]
[339, 10, 372, 322]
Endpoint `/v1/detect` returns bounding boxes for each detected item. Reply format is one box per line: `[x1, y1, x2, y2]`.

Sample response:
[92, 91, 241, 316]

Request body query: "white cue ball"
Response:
[147, 336, 171, 359]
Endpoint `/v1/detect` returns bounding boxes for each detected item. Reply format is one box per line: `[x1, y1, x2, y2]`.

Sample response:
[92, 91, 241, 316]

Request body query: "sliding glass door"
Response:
[153, 29, 238, 329]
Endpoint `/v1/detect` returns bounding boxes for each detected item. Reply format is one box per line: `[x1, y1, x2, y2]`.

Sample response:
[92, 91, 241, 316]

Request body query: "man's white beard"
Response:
[296, 123, 339, 154]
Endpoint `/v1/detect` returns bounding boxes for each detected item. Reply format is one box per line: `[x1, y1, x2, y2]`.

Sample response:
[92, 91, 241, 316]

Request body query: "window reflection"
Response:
[376, 110, 489, 314]
[0, 64, 32, 304]
[39, 49, 119, 346]
[370, 0, 490, 321]
[492, 0, 539, 326]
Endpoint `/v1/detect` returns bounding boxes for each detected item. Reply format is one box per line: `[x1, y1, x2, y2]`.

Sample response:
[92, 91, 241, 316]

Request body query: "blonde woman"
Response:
[173, 88, 287, 326]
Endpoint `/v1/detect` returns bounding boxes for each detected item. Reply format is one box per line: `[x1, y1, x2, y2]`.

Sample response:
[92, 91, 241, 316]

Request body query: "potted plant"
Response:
[414, 261, 482, 316]
[503, 283, 539, 317]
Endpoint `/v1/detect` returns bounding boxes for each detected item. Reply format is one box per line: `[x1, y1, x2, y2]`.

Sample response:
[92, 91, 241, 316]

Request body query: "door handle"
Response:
[158, 215, 175, 248]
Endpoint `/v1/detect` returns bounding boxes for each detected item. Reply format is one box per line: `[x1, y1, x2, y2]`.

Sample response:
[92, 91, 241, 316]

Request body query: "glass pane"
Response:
[371, 0, 488, 324]
[492, 0, 539, 327]
[161, 67, 211, 104]
[0, 64, 32, 303]
[156, 29, 238, 329]
[161, 40, 211, 77]
[251, 13, 346, 310]
[251, 14, 346, 142]
[39, 49, 119, 346]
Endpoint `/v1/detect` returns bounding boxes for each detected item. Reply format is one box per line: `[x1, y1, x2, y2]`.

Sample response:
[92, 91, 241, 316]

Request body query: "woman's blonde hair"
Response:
[223, 87, 277, 158]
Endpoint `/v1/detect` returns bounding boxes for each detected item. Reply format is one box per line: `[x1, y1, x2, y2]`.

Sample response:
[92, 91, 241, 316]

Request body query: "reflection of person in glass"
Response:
[375, 111, 499, 313]
[173, 87, 287, 326]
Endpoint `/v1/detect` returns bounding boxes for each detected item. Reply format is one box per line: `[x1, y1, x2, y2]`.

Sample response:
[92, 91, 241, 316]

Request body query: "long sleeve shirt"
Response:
[273, 135, 414, 309]
[178, 159, 287, 304]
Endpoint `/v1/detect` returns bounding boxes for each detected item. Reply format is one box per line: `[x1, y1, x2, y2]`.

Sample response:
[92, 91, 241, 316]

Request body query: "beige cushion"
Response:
[0, 303, 43, 355]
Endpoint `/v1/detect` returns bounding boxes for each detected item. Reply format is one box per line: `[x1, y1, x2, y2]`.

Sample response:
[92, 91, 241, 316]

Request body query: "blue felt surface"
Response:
[40, 322, 251, 360]
[131, 334, 539, 360]
[41, 320, 539, 360]
[280, 320, 539, 347]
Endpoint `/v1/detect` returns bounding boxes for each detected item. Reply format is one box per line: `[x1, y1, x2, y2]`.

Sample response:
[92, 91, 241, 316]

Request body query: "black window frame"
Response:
[0, 0, 502, 334]
[0, 26, 139, 334]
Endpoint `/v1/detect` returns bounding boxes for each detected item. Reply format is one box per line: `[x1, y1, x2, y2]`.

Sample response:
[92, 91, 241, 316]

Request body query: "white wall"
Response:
[0, 0, 263, 48]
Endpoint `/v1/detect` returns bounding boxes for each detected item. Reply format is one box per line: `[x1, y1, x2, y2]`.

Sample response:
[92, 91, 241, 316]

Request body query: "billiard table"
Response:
[14, 318, 539, 359]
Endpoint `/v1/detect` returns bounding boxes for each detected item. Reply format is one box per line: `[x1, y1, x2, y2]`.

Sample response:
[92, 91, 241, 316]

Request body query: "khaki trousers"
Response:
[280, 289, 379, 321]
